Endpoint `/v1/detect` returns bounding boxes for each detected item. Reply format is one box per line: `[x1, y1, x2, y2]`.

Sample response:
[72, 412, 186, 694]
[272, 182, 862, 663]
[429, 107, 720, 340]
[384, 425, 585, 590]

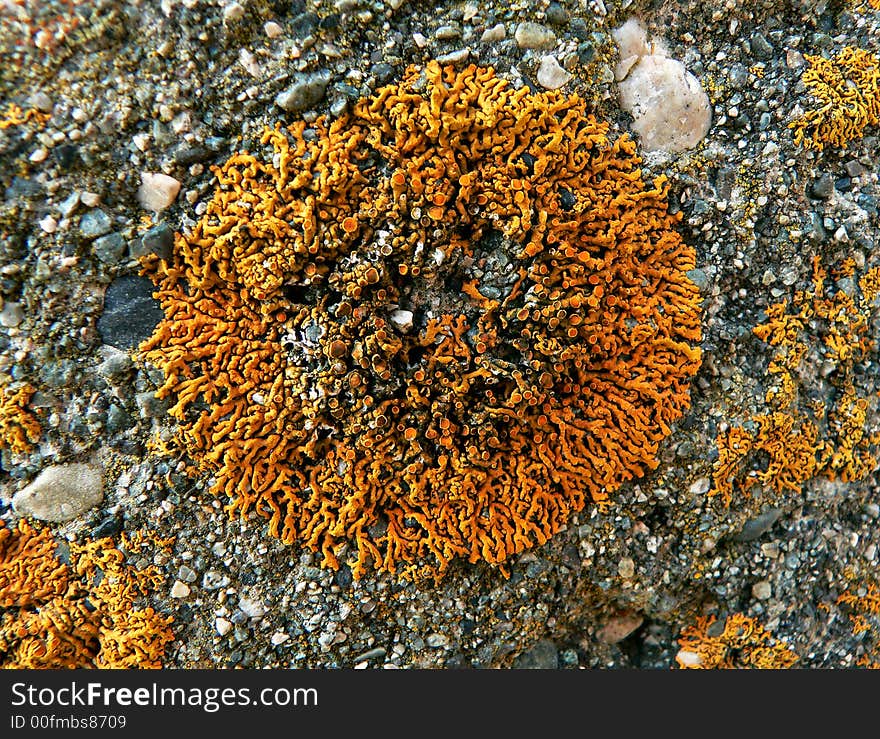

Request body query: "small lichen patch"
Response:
[675, 613, 798, 669]
[141, 62, 703, 580]
[0, 103, 49, 131]
[0, 520, 174, 669]
[712, 259, 880, 506]
[790, 47, 880, 152]
[0, 383, 41, 455]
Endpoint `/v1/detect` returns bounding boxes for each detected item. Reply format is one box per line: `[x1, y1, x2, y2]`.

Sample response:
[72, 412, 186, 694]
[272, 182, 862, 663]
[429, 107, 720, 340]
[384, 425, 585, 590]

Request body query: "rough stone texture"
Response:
[537, 55, 573, 89]
[514, 22, 557, 50]
[275, 71, 332, 113]
[137, 173, 181, 211]
[12, 463, 103, 522]
[97, 275, 164, 350]
[617, 55, 712, 152]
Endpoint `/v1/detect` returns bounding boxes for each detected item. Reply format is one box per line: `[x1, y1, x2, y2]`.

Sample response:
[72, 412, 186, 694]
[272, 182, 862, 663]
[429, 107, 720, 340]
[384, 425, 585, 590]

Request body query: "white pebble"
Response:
[223, 2, 245, 22]
[537, 56, 572, 90]
[271, 632, 290, 646]
[29, 148, 48, 163]
[480, 23, 506, 43]
[137, 172, 181, 211]
[39, 215, 57, 233]
[215, 617, 233, 636]
[239, 48, 261, 78]
[264, 21, 283, 38]
[81, 191, 101, 207]
[170, 580, 191, 598]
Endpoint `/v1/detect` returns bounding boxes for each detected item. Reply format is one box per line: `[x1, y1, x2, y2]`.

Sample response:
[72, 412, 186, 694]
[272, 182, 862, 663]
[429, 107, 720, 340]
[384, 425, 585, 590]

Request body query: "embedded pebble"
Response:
[0, 302, 24, 328]
[536, 55, 572, 89]
[137, 172, 182, 211]
[12, 463, 104, 522]
[480, 24, 506, 42]
[514, 22, 556, 50]
[275, 71, 332, 113]
[170, 580, 191, 598]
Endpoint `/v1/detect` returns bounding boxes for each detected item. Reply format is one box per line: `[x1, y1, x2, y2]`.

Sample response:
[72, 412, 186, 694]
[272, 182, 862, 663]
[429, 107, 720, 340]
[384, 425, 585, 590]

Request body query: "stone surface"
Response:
[97, 275, 164, 350]
[275, 71, 332, 113]
[12, 463, 104, 522]
[137, 172, 181, 211]
[513, 639, 559, 669]
[514, 22, 556, 50]
[617, 54, 711, 152]
[537, 55, 572, 89]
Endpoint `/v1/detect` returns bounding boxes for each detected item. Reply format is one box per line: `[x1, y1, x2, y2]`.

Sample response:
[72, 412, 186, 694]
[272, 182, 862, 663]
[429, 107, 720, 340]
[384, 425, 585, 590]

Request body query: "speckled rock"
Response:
[12, 463, 103, 522]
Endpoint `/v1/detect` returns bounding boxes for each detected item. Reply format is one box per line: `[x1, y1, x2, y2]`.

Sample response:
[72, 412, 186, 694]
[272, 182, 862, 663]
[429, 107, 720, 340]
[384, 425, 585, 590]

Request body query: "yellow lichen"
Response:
[0, 520, 174, 669]
[790, 47, 880, 151]
[712, 258, 880, 506]
[675, 613, 798, 669]
[141, 62, 703, 579]
[0, 382, 41, 454]
[0, 103, 49, 131]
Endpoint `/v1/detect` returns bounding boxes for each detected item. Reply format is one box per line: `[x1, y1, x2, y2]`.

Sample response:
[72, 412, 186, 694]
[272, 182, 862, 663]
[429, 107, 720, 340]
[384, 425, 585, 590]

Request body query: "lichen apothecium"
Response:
[141, 62, 703, 579]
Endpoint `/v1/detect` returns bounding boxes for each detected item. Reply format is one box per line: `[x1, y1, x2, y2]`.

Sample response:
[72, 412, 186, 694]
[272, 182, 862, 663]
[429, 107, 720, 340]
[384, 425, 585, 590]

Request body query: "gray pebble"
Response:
[135, 391, 172, 419]
[275, 71, 332, 114]
[513, 639, 558, 669]
[750, 31, 773, 59]
[13, 463, 104, 522]
[130, 222, 174, 261]
[732, 508, 783, 542]
[79, 209, 113, 239]
[514, 22, 556, 50]
[810, 172, 835, 199]
[92, 232, 126, 264]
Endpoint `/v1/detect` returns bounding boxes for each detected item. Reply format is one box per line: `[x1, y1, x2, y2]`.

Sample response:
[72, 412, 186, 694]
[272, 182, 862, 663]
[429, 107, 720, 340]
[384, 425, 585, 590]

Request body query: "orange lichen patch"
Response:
[0, 520, 174, 669]
[0, 382, 41, 454]
[712, 258, 880, 506]
[790, 47, 880, 151]
[675, 613, 798, 669]
[141, 62, 703, 579]
[0, 103, 49, 130]
[838, 582, 880, 636]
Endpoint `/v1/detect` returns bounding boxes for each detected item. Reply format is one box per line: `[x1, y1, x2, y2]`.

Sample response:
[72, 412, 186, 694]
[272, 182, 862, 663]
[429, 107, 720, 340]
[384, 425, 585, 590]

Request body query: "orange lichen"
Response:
[0, 103, 49, 130]
[0, 382, 41, 454]
[141, 62, 702, 579]
[0, 520, 174, 669]
[712, 258, 880, 506]
[790, 47, 880, 151]
[675, 613, 798, 669]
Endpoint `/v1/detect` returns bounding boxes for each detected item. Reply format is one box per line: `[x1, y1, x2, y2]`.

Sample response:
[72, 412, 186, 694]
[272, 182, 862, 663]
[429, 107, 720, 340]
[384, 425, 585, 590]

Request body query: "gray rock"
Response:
[97, 348, 134, 381]
[130, 222, 174, 261]
[275, 71, 332, 114]
[686, 268, 710, 292]
[13, 463, 104, 522]
[732, 508, 783, 541]
[750, 32, 773, 59]
[97, 275, 164, 350]
[135, 391, 171, 419]
[513, 639, 559, 668]
[810, 172, 835, 199]
[514, 22, 556, 50]
[545, 2, 568, 25]
[79, 209, 113, 239]
[92, 232, 126, 264]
